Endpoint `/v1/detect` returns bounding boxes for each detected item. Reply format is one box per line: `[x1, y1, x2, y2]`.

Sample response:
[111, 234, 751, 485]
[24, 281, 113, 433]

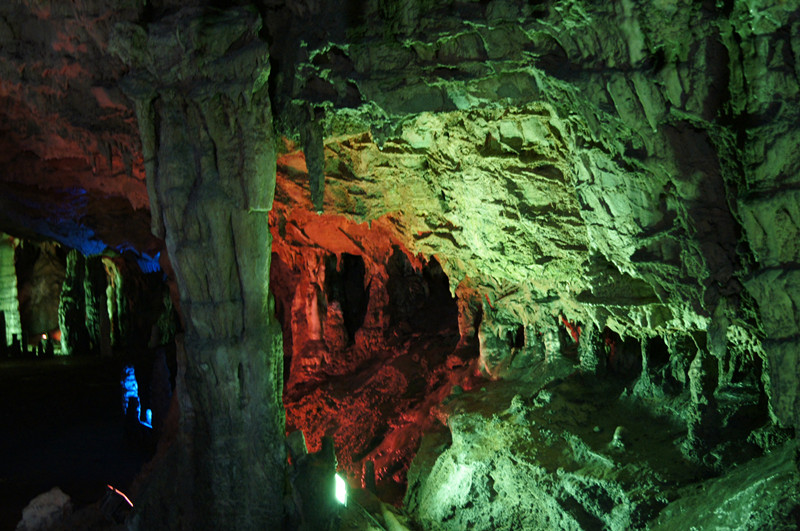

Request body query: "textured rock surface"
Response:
[0, 0, 799, 529]
[57, 250, 88, 356]
[0, 0, 156, 258]
[111, 7, 285, 528]
[407, 371, 799, 531]
[16, 487, 72, 531]
[270, 155, 482, 501]
[268, 0, 800, 528]
[0, 234, 22, 347]
[650, 439, 800, 531]
[268, 0, 800, 431]
[15, 241, 66, 343]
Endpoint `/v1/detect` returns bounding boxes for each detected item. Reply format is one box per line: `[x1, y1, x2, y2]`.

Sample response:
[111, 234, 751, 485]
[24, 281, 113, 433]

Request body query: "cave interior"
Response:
[1, 0, 799, 529]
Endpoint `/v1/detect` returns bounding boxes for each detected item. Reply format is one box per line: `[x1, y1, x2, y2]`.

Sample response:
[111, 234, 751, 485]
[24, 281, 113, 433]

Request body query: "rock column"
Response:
[58, 250, 89, 356]
[84, 255, 111, 357]
[112, 7, 285, 529]
[0, 234, 21, 348]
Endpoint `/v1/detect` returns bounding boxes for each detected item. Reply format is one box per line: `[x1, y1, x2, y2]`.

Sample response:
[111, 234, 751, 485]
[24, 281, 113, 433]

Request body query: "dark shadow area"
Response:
[0, 358, 150, 529]
[387, 249, 459, 334]
[325, 253, 368, 343]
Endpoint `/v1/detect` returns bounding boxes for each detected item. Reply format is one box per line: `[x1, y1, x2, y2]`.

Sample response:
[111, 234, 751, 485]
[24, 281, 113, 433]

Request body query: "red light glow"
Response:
[107, 485, 133, 507]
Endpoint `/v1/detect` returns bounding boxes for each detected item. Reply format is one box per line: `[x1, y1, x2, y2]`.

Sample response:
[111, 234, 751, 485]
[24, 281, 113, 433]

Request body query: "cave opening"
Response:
[387, 248, 459, 335]
[646, 336, 670, 370]
[324, 253, 368, 344]
[0, 234, 179, 528]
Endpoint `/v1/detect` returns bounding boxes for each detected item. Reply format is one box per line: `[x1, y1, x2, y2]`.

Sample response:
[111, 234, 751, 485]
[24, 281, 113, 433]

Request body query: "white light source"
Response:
[334, 473, 347, 506]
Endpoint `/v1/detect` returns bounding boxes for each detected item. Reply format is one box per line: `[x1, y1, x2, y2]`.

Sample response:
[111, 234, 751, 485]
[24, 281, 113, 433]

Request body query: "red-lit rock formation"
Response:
[271, 149, 481, 499]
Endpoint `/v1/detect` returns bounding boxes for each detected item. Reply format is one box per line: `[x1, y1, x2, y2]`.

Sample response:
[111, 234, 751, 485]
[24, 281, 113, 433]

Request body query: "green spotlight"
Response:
[335, 473, 347, 506]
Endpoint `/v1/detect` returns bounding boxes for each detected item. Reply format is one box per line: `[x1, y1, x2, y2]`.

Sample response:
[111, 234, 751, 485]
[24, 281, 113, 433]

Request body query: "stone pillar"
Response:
[543, 323, 562, 364]
[58, 250, 89, 356]
[301, 114, 325, 212]
[84, 255, 111, 357]
[112, 7, 285, 529]
[102, 258, 123, 348]
[0, 234, 22, 348]
[683, 347, 719, 462]
[0, 311, 6, 357]
[578, 324, 601, 374]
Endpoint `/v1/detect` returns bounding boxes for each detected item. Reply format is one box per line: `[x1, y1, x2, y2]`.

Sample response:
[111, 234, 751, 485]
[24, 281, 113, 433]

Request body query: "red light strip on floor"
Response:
[107, 484, 134, 507]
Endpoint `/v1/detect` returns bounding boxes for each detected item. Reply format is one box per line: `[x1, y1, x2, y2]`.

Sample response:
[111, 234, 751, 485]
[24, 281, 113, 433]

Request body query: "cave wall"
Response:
[268, 0, 800, 430]
[0, 0, 798, 528]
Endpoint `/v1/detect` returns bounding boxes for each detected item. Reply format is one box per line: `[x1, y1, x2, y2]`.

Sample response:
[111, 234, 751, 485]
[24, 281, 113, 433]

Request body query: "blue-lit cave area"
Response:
[1, 1, 799, 530]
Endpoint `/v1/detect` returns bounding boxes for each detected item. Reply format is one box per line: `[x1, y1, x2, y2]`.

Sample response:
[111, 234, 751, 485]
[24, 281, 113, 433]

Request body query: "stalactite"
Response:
[102, 257, 124, 348]
[578, 324, 601, 374]
[302, 111, 326, 213]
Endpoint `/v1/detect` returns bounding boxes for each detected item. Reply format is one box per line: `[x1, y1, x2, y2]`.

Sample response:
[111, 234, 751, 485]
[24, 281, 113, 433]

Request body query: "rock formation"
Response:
[110, 7, 285, 528]
[0, 0, 799, 529]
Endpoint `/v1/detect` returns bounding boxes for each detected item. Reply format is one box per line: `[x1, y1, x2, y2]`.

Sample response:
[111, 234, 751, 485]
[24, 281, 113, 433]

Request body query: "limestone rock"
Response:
[16, 487, 72, 531]
[650, 440, 800, 531]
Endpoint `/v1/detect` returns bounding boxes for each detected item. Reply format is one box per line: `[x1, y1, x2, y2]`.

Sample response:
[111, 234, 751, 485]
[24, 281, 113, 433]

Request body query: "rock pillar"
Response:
[0, 311, 5, 357]
[578, 324, 601, 374]
[684, 347, 719, 462]
[0, 234, 21, 348]
[84, 255, 111, 357]
[58, 250, 89, 356]
[112, 7, 285, 529]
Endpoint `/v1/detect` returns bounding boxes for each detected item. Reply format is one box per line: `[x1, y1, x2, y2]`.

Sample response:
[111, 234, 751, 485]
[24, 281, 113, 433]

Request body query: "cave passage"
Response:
[0, 358, 151, 530]
[276, 230, 473, 502]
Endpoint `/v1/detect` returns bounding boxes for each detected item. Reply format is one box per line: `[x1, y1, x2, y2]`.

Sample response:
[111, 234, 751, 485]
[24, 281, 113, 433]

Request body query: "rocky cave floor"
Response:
[290, 320, 800, 530]
[4, 328, 800, 530]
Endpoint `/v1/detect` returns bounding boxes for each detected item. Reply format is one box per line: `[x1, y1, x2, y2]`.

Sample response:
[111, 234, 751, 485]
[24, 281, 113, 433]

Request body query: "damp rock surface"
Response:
[650, 439, 800, 531]
[0, 0, 799, 529]
[406, 367, 798, 530]
[16, 487, 72, 531]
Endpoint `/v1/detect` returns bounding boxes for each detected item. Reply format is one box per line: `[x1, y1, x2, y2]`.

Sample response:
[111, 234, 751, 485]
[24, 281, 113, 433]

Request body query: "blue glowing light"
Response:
[121, 365, 140, 417]
[121, 365, 154, 429]
[135, 251, 161, 274]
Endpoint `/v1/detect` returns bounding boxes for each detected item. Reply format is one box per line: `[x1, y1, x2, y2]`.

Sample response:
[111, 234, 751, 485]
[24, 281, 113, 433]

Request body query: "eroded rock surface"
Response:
[111, 7, 285, 528]
[0, 0, 799, 529]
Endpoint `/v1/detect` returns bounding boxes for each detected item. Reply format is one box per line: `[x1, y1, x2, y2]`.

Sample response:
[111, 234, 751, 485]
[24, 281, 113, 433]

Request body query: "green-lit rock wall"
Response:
[0, 0, 798, 528]
[0, 234, 21, 347]
[270, 0, 800, 429]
